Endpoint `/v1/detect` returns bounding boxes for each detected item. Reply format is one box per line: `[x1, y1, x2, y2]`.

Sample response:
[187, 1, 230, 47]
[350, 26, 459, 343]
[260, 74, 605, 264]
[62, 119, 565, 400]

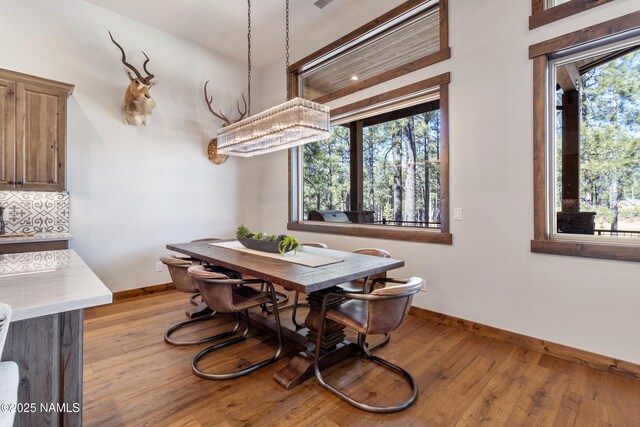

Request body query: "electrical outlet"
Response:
[155, 262, 163, 272]
[454, 207, 463, 221]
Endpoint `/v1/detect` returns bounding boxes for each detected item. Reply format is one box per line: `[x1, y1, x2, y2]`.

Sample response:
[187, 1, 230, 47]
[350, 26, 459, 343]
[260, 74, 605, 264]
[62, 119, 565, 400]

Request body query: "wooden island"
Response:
[0, 249, 111, 427]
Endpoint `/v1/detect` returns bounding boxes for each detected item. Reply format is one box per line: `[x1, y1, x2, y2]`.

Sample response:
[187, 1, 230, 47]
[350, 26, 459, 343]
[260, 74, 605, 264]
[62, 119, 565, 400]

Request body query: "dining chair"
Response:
[338, 248, 391, 294]
[170, 237, 223, 305]
[290, 242, 329, 329]
[314, 277, 423, 413]
[336, 248, 393, 348]
[161, 256, 239, 346]
[0, 303, 19, 427]
[188, 237, 224, 304]
[188, 265, 283, 380]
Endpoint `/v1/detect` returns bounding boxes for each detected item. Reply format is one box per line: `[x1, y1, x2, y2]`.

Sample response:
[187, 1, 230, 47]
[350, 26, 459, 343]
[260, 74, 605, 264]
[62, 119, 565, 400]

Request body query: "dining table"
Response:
[166, 240, 404, 389]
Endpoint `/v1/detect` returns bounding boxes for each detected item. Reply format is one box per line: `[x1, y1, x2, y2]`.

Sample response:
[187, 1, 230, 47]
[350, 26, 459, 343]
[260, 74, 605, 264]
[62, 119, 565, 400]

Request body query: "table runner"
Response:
[211, 240, 343, 268]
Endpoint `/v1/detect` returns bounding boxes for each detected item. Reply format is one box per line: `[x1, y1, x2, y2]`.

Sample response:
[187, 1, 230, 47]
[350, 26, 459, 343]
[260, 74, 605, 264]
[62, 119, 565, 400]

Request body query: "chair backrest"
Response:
[187, 265, 238, 313]
[301, 242, 328, 249]
[353, 248, 390, 284]
[354, 248, 391, 258]
[0, 303, 11, 359]
[160, 257, 198, 293]
[191, 237, 222, 243]
[366, 277, 423, 335]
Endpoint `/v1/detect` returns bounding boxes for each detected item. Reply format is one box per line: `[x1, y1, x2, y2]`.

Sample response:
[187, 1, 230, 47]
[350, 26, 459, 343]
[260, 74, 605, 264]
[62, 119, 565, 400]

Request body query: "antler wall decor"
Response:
[109, 31, 157, 126]
[203, 81, 247, 165]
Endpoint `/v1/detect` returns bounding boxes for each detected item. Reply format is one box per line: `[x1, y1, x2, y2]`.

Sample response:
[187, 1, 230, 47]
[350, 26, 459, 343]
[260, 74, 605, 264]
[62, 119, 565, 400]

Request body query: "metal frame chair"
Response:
[0, 303, 19, 427]
[188, 265, 283, 380]
[336, 248, 393, 349]
[171, 237, 223, 304]
[161, 257, 234, 346]
[337, 248, 391, 294]
[314, 277, 423, 413]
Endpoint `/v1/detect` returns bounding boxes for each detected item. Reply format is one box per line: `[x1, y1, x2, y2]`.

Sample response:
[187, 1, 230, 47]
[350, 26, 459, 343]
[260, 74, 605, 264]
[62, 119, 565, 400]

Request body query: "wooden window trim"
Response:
[288, 73, 452, 245]
[529, 11, 640, 59]
[529, 0, 616, 30]
[288, 0, 450, 105]
[530, 12, 640, 262]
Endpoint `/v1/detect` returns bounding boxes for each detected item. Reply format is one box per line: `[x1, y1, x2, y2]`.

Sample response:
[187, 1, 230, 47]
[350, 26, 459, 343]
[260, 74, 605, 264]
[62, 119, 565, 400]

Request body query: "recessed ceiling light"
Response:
[351, 75, 358, 81]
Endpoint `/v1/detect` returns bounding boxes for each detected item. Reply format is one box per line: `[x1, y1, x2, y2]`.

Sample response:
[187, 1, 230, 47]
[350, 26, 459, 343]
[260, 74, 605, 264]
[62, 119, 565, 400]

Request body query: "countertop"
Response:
[0, 232, 73, 244]
[0, 249, 112, 321]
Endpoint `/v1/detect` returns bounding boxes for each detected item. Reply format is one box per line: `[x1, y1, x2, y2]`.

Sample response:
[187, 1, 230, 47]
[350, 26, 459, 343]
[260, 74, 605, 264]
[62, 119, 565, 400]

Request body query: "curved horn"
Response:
[141, 50, 154, 84]
[108, 31, 143, 81]
[236, 94, 248, 121]
[204, 81, 231, 125]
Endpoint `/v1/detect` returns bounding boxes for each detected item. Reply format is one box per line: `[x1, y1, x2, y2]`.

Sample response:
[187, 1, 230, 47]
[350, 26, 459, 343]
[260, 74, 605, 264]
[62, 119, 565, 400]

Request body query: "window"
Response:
[289, 0, 449, 104]
[552, 41, 640, 240]
[530, 12, 640, 262]
[289, 74, 451, 244]
[529, 0, 616, 30]
[302, 102, 441, 228]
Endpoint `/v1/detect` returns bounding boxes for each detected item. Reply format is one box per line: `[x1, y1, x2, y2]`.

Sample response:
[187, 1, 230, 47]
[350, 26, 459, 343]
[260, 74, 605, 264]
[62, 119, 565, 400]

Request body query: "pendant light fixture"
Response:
[217, 0, 330, 157]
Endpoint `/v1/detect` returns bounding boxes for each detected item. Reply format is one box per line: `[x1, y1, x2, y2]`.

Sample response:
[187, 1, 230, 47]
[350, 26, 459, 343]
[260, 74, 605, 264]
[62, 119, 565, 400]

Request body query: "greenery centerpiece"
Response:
[236, 225, 300, 255]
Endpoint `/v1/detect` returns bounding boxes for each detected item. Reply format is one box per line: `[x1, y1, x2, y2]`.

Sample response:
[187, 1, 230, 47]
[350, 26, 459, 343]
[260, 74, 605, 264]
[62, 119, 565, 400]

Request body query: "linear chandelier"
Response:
[217, 0, 330, 157]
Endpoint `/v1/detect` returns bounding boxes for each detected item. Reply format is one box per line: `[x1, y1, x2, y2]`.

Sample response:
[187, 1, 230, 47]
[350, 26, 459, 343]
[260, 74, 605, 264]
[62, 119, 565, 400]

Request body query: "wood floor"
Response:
[83, 290, 640, 426]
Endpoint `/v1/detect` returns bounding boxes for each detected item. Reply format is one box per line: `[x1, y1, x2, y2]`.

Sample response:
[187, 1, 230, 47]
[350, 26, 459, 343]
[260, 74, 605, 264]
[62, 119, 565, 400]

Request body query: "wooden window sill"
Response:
[531, 239, 640, 262]
[288, 221, 453, 244]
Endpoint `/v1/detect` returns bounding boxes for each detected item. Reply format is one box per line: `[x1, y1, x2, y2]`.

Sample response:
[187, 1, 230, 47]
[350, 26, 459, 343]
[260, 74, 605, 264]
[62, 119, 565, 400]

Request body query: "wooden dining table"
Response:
[166, 240, 404, 389]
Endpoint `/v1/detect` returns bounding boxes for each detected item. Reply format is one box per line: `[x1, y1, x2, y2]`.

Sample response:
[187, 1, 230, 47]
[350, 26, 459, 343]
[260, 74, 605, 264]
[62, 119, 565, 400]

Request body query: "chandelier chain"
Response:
[247, 0, 252, 115]
[285, 0, 290, 99]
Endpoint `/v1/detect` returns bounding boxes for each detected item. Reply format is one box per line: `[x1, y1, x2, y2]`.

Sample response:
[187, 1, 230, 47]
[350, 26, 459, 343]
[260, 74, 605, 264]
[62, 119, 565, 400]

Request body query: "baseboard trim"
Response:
[410, 306, 640, 382]
[112, 283, 175, 301]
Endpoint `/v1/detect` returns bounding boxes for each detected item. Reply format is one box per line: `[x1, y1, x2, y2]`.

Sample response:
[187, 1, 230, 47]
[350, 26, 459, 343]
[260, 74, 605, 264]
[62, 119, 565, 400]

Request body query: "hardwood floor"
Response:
[83, 290, 640, 426]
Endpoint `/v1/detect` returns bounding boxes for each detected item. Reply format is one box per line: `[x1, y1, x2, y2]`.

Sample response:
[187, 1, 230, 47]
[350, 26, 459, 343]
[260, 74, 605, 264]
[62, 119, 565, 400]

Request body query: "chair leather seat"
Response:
[337, 280, 365, 293]
[326, 300, 369, 333]
[338, 279, 387, 294]
[231, 286, 272, 311]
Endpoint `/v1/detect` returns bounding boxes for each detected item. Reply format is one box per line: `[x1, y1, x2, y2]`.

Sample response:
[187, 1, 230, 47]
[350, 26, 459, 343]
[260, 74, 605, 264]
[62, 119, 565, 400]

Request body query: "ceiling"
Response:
[84, 0, 407, 69]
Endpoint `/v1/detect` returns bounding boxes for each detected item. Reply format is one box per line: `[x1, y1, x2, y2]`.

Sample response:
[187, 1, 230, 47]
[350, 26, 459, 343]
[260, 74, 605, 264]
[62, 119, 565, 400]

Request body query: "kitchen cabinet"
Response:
[0, 69, 73, 191]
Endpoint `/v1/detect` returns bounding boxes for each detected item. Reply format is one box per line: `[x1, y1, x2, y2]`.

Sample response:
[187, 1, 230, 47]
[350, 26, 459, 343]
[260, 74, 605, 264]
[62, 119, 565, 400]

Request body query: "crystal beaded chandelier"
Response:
[217, 0, 330, 157]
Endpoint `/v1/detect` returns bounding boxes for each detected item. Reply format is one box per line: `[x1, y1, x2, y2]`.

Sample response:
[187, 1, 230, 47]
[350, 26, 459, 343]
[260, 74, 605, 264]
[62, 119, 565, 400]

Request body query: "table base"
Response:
[274, 342, 359, 390]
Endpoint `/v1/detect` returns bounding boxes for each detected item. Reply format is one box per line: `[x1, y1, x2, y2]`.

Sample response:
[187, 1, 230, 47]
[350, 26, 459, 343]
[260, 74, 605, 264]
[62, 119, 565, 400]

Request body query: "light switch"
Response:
[454, 207, 463, 221]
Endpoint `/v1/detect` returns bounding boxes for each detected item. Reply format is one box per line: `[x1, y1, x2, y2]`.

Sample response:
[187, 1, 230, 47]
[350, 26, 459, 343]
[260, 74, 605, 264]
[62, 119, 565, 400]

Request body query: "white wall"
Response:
[0, 0, 254, 291]
[252, 0, 640, 363]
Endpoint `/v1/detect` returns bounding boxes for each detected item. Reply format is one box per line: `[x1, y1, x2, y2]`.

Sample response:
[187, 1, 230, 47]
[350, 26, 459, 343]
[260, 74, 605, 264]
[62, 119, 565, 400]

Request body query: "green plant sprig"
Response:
[278, 235, 300, 256]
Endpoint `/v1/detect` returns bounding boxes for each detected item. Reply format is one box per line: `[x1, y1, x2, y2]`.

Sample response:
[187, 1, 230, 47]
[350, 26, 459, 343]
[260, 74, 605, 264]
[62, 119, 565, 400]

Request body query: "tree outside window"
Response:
[553, 45, 640, 239]
[302, 102, 442, 228]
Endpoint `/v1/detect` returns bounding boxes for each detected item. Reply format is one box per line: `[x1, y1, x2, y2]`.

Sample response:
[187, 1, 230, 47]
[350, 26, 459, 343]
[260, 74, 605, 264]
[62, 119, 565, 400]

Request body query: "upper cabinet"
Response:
[0, 69, 73, 191]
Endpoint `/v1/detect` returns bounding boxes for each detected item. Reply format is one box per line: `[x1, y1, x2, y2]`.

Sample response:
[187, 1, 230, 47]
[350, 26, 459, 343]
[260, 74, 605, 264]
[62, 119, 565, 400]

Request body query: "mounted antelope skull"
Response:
[109, 31, 156, 126]
[203, 81, 247, 164]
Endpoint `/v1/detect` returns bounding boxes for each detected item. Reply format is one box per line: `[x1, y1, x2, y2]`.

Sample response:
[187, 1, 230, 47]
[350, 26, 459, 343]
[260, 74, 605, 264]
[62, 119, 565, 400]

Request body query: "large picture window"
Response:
[303, 102, 441, 228]
[289, 74, 451, 244]
[530, 12, 640, 262]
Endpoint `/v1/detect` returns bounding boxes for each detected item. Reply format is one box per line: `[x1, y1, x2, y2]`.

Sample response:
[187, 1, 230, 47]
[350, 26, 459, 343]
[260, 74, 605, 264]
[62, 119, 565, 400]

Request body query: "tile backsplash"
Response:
[0, 250, 69, 275]
[0, 191, 69, 234]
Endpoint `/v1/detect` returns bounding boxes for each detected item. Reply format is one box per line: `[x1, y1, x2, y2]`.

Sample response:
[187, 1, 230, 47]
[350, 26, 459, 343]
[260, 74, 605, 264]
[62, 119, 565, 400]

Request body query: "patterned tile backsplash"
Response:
[0, 191, 69, 234]
[0, 250, 69, 276]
